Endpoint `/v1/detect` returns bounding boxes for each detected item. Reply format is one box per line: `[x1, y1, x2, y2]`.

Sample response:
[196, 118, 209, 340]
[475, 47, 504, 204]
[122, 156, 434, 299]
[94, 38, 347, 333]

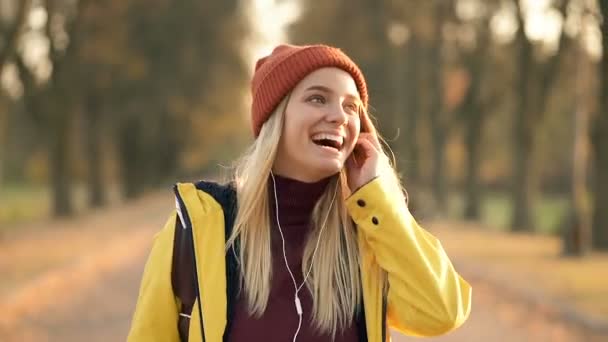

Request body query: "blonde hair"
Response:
[225, 95, 403, 337]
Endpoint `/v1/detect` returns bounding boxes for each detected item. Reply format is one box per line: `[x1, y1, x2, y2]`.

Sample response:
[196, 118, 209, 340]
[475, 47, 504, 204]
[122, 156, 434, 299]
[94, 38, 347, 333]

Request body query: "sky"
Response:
[247, 0, 301, 62]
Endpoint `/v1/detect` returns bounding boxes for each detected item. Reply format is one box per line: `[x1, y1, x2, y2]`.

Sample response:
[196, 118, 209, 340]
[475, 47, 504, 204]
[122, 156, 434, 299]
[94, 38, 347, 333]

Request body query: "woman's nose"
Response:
[326, 104, 348, 125]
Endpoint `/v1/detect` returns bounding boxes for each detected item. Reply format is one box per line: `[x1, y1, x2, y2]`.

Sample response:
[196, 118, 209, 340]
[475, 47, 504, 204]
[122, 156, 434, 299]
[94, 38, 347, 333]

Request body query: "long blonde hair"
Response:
[225, 94, 403, 337]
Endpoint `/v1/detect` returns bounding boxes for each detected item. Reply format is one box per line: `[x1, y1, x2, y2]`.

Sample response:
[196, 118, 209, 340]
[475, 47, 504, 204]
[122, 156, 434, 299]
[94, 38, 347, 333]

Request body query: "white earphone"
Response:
[270, 171, 338, 342]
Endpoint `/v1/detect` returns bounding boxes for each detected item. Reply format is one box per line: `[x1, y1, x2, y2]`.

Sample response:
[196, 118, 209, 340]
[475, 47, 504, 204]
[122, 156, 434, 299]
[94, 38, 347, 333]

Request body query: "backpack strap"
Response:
[171, 181, 238, 342]
[172, 209, 196, 341]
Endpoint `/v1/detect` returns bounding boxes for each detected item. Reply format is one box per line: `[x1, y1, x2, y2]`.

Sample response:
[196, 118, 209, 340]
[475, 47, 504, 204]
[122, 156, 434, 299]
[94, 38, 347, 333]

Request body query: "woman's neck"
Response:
[268, 173, 331, 228]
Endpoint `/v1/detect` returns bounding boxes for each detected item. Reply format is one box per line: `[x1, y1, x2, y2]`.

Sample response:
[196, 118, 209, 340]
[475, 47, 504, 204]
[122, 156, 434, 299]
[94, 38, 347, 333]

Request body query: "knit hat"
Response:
[250, 44, 369, 137]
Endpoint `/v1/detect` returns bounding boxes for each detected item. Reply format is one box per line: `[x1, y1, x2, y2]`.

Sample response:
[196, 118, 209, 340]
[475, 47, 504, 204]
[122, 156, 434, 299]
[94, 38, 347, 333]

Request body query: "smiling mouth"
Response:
[312, 138, 342, 151]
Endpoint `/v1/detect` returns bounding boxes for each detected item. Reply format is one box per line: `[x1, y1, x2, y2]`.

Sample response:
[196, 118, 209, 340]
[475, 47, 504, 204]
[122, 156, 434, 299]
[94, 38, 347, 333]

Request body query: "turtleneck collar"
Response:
[268, 173, 331, 227]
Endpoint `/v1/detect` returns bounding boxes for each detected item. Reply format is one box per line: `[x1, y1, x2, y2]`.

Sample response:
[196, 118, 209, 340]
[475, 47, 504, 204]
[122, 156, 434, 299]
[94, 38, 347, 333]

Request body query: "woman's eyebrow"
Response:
[304, 85, 360, 102]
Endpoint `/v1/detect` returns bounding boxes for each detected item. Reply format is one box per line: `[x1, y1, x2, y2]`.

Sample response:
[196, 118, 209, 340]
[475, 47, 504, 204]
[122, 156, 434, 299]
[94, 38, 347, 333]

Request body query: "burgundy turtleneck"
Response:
[227, 174, 360, 342]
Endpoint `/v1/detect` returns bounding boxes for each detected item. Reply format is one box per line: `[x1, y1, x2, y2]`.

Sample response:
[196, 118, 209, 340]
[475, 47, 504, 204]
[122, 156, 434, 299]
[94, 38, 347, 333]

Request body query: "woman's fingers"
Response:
[355, 135, 379, 160]
[358, 133, 381, 153]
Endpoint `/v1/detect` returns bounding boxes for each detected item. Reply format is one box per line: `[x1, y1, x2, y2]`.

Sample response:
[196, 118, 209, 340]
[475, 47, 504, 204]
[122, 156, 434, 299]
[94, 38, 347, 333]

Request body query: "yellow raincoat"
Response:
[127, 176, 471, 341]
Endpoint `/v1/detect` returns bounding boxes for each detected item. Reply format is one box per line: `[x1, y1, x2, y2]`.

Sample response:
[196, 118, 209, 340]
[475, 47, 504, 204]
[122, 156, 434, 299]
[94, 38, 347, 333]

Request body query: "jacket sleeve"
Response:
[346, 177, 472, 337]
[127, 211, 181, 342]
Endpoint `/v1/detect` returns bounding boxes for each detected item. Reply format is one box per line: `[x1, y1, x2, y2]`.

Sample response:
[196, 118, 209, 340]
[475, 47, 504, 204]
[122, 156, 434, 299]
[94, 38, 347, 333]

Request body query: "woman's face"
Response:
[273, 67, 362, 182]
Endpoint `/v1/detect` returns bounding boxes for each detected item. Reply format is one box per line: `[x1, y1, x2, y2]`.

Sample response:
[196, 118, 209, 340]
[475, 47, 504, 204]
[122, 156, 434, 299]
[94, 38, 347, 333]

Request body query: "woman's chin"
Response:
[312, 159, 343, 177]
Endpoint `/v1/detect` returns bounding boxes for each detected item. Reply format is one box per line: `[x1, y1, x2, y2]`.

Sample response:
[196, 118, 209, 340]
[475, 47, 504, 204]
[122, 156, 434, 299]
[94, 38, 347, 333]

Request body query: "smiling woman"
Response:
[127, 44, 472, 342]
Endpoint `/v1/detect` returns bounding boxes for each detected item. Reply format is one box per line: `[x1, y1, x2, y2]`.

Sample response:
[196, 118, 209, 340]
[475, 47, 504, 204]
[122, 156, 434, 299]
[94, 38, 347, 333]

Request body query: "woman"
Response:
[127, 44, 471, 342]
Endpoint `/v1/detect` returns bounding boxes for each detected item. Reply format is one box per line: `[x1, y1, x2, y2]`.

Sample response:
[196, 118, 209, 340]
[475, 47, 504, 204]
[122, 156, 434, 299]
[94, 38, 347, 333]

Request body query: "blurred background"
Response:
[0, 0, 607, 341]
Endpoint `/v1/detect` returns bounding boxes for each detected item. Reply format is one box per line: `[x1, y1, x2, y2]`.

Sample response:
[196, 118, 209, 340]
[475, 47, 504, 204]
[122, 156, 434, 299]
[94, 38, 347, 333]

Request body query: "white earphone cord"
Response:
[270, 172, 338, 342]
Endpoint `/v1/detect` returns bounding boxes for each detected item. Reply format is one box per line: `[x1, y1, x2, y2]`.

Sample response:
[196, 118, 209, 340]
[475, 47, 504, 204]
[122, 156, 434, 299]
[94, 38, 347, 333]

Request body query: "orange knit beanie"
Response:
[250, 44, 369, 137]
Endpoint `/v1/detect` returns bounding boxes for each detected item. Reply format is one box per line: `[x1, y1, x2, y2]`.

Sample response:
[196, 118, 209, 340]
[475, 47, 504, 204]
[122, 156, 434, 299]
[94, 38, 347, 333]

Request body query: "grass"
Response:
[0, 182, 123, 233]
[0, 184, 50, 231]
[447, 190, 570, 235]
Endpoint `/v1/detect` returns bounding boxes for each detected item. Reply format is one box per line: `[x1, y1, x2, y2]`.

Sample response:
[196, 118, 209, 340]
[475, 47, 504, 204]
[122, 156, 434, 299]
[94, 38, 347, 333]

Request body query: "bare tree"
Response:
[563, 32, 594, 256]
[427, 0, 451, 213]
[511, 0, 571, 231]
[15, 0, 90, 216]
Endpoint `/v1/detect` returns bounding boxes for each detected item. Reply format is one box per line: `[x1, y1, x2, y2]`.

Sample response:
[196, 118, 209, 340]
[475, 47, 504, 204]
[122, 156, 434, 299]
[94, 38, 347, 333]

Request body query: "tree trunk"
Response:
[562, 39, 592, 256]
[464, 104, 482, 220]
[462, 62, 484, 220]
[84, 93, 105, 207]
[16, 53, 75, 217]
[428, 3, 448, 214]
[511, 15, 535, 232]
[0, 96, 7, 186]
[431, 130, 447, 213]
[118, 114, 144, 199]
[511, 0, 570, 232]
[49, 103, 73, 217]
[592, 0, 608, 250]
[144, 107, 179, 187]
[563, 107, 592, 255]
[591, 125, 608, 250]
[462, 16, 493, 221]
[511, 119, 535, 231]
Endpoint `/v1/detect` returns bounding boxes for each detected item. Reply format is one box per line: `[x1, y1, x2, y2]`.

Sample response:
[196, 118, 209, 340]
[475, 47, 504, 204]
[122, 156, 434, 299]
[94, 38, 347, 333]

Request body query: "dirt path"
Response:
[1, 257, 556, 342]
[0, 193, 603, 341]
[0, 192, 171, 342]
[0, 252, 144, 342]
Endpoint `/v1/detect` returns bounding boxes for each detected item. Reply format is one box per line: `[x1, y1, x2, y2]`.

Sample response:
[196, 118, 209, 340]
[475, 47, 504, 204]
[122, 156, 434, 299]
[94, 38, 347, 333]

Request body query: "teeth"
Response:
[311, 133, 344, 148]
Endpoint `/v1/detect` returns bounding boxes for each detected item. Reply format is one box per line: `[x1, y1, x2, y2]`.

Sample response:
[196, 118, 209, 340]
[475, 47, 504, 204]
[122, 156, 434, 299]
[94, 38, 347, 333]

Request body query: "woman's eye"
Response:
[308, 95, 326, 104]
[344, 103, 359, 113]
